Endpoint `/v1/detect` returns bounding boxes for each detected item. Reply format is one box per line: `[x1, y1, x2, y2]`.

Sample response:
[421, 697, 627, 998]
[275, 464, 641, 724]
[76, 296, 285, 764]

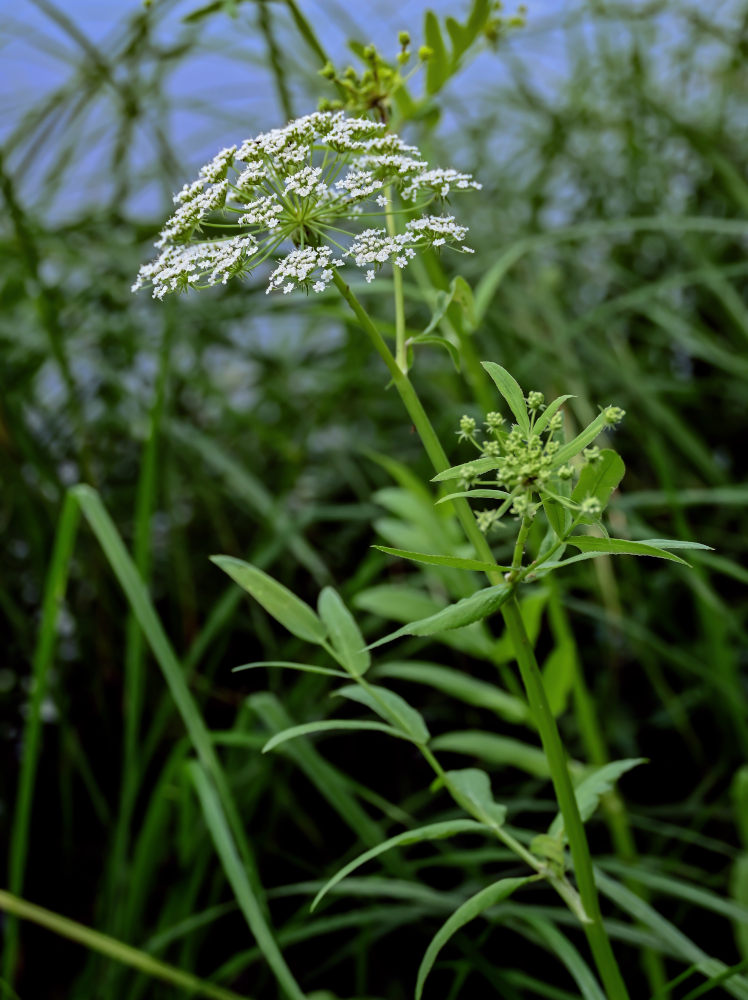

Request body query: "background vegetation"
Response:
[2, 1, 747, 997]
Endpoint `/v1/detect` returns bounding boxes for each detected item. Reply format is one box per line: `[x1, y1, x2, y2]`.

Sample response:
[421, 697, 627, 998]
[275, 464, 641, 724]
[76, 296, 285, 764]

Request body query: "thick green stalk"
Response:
[501, 597, 630, 1000]
[333, 272, 630, 1000]
[385, 195, 408, 372]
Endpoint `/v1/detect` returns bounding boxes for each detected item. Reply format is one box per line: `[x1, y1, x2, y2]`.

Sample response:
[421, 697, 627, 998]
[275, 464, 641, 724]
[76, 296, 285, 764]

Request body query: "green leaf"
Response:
[424, 11, 449, 94]
[444, 768, 507, 827]
[188, 762, 306, 1000]
[565, 536, 699, 566]
[318, 587, 370, 677]
[432, 731, 561, 779]
[543, 497, 572, 540]
[435, 489, 511, 505]
[368, 583, 511, 648]
[445, 16, 467, 60]
[311, 819, 488, 911]
[481, 362, 531, 436]
[262, 720, 411, 754]
[551, 411, 608, 468]
[211, 556, 327, 644]
[521, 916, 607, 1000]
[232, 661, 348, 678]
[532, 394, 575, 437]
[354, 584, 442, 623]
[465, 0, 491, 40]
[416, 876, 531, 999]
[431, 456, 502, 483]
[449, 276, 476, 328]
[333, 684, 429, 744]
[373, 545, 508, 574]
[571, 449, 625, 518]
[375, 661, 529, 725]
[541, 642, 576, 717]
[549, 758, 646, 840]
[408, 333, 460, 372]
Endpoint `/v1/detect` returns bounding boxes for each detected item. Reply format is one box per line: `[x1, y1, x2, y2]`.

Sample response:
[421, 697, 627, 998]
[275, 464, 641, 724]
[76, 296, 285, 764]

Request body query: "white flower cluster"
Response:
[402, 167, 481, 201]
[349, 216, 472, 273]
[134, 111, 481, 299]
[266, 246, 341, 295]
[132, 236, 258, 299]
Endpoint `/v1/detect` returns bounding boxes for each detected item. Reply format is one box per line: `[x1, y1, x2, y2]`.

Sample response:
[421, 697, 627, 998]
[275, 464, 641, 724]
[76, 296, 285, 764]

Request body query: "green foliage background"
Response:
[1, 1, 747, 997]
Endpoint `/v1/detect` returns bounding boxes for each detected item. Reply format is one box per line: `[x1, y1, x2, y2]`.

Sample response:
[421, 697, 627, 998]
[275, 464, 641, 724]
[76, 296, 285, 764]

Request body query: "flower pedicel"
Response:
[132, 111, 480, 300]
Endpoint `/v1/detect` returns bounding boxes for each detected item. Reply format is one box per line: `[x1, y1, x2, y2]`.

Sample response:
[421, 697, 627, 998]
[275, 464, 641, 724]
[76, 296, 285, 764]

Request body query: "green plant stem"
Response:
[0, 891, 247, 1000]
[332, 271, 501, 578]
[511, 515, 532, 575]
[334, 272, 630, 1000]
[385, 193, 408, 372]
[502, 597, 629, 1000]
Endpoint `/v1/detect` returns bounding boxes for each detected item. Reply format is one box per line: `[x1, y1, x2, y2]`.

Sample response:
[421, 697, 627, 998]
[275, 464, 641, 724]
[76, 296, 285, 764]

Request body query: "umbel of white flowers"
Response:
[132, 111, 481, 300]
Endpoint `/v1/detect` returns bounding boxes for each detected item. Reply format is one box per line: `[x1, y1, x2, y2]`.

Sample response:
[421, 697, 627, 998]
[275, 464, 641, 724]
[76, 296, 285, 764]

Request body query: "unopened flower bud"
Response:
[418, 45, 434, 60]
[527, 390, 544, 411]
[397, 50, 410, 65]
[363, 44, 377, 60]
[398, 30, 411, 47]
[485, 411, 504, 430]
[548, 412, 564, 432]
[583, 446, 601, 463]
[557, 464, 574, 480]
[603, 405, 625, 425]
[580, 496, 602, 517]
[319, 61, 336, 80]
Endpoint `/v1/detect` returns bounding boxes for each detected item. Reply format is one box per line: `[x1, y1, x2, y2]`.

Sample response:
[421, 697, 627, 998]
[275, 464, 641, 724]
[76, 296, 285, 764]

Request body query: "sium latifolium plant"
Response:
[134, 108, 710, 1000]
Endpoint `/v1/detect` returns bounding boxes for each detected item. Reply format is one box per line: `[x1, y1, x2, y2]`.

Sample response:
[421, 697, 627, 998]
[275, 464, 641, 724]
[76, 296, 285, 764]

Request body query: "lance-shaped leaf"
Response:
[435, 488, 511, 506]
[373, 545, 509, 574]
[262, 720, 412, 754]
[233, 660, 348, 678]
[444, 768, 507, 828]
[566, 536, 708, 566]
[532, 394, 575, 437]
[211, 556, 327, 644]
[375, 661, 530, 725]
[416, 876, 532, 999]
[548, 758, 646, 840]
[311, 818, 488, 911]
[431, 456, 502, 483]
[318, 587, 370, 677]
[368, 583, 511, 649]
[550, 411, 609, 468]
[333, 684, 430, 745]
[481, 362, 531, 436]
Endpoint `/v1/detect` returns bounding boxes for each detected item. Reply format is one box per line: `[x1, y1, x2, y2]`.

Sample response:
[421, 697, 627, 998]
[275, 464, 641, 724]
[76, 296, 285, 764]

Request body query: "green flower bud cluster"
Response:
[457, 414, 477, 441]
[316, 30, 420, 120]
[526, 390, 544, 411]
[603, 405, 626, 425]
[494, 426, 559, 492]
